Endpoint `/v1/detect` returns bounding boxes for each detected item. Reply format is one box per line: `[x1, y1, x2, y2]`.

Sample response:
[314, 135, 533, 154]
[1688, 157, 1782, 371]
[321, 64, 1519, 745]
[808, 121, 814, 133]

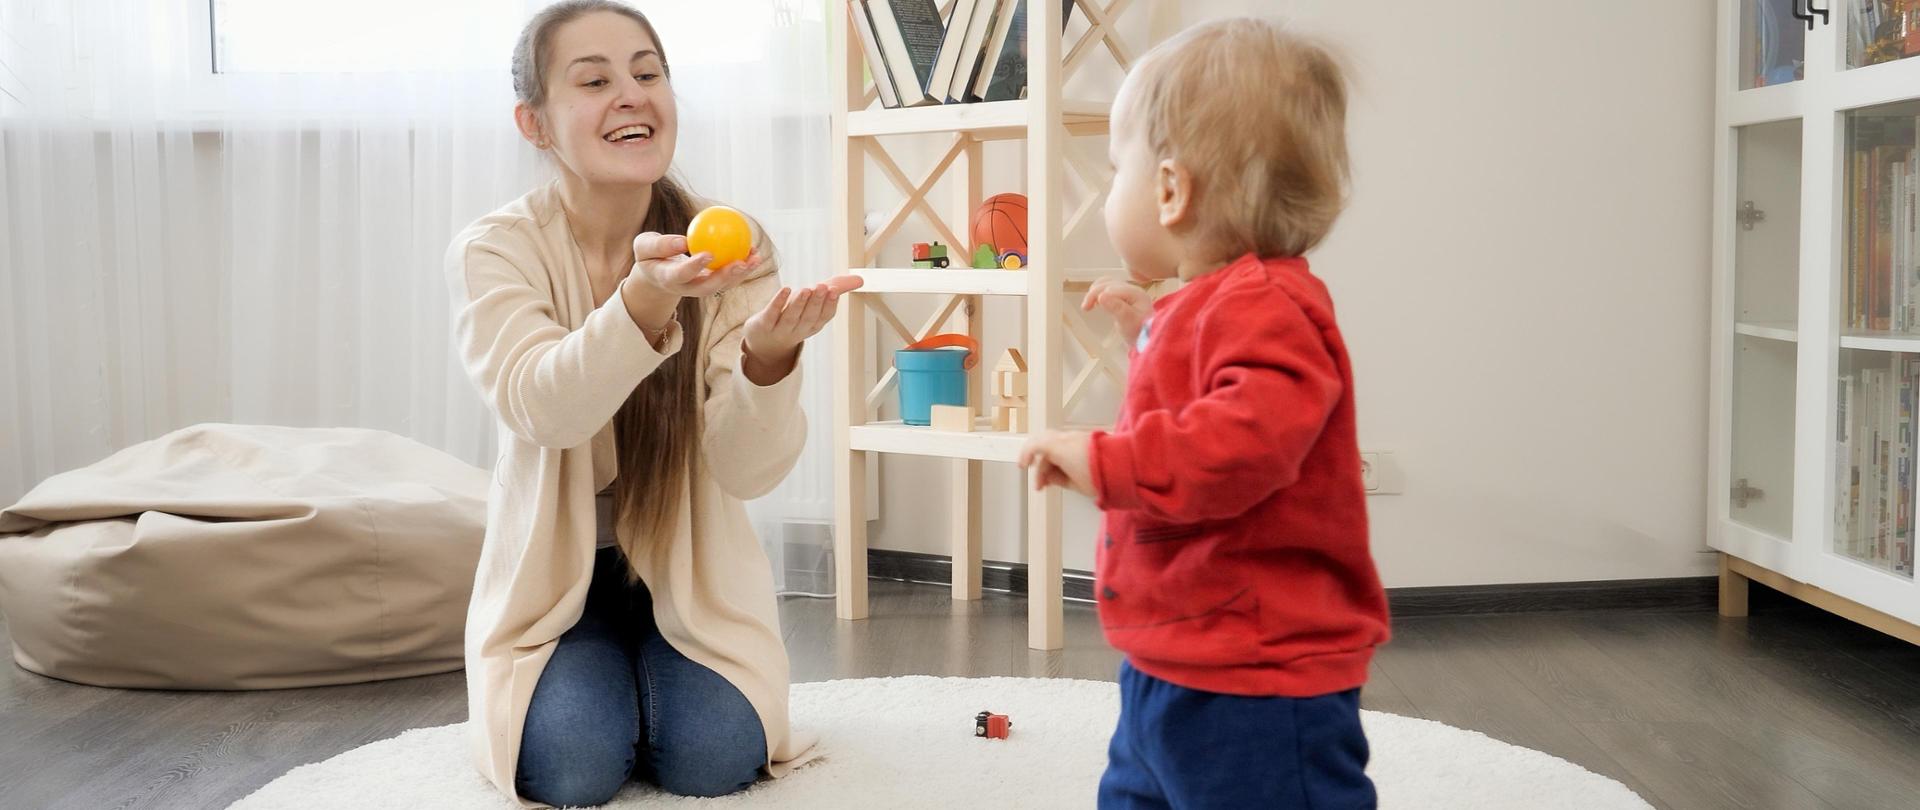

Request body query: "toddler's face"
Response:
[1104, 77, 1179, 282]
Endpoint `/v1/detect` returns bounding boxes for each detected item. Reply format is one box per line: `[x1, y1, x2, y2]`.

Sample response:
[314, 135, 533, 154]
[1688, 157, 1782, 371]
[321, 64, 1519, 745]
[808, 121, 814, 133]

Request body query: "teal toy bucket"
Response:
[894, 334, 978, 426]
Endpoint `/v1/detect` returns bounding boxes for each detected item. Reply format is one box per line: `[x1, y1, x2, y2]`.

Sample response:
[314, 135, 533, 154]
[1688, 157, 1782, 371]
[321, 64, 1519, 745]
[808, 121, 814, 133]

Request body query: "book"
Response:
[945, 0, 1004, 103]
[926, 0, 987, 105]
[866, 0, 946, 107]
[968, 0, 1019, 102]
[851, 0, 903, 108]
[976, 0, 1077, 103]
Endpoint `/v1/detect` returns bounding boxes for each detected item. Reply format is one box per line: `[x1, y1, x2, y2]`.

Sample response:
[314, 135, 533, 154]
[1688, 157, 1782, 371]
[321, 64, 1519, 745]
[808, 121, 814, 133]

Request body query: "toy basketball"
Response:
[970, 193, 1027, 260]
[687, 205, 752, 271]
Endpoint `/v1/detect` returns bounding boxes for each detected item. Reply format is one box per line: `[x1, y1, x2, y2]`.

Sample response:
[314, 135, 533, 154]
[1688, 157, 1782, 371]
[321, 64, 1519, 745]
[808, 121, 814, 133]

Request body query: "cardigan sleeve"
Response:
[700, 225, 806, 500]
[447, 223, 685, 450]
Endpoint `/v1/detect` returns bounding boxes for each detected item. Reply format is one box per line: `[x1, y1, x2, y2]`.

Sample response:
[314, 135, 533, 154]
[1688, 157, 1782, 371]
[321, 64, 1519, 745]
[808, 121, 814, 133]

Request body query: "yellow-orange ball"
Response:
[687, 206, 752, 271]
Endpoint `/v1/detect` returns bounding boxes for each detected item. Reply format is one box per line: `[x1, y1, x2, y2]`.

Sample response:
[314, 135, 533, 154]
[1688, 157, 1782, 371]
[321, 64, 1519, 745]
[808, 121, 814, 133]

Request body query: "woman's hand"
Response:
[620, 233, 763, 337]
[1018, 430, 1094, 497]
[739, 274, 866, 385]
[1082, 277, 1153, 345]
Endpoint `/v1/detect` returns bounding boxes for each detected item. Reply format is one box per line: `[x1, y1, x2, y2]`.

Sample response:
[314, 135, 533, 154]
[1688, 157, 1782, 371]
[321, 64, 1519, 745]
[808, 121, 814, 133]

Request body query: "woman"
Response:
[445, 2, 860, 806]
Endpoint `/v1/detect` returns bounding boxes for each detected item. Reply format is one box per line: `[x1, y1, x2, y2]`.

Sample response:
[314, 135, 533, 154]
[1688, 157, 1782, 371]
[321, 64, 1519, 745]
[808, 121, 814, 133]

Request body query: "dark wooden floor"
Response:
[1, 581, 1917, 809]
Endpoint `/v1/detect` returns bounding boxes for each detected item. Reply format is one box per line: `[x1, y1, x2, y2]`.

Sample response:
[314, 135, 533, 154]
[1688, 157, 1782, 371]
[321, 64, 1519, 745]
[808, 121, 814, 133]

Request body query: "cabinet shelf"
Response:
[1827, 56, 1920, 117]
[1838, 331, 1920, 353]
[1727, 83, 1804, 128]
[1735, 321, 1798, 342]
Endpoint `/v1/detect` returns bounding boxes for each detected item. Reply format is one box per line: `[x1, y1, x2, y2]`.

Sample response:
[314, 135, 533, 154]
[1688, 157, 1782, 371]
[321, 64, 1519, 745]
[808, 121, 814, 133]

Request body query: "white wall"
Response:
[864, 0, 1719, 587]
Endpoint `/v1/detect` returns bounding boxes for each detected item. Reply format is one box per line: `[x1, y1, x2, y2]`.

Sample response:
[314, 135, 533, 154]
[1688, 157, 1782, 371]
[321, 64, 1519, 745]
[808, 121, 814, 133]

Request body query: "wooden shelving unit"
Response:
[829, 0, 1137, 650]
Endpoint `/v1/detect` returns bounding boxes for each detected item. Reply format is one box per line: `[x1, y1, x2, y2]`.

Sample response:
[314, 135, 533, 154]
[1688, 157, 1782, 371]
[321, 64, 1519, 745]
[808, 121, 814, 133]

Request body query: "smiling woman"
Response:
[443, 2, 859, 807]
[1, 0, 841, 738]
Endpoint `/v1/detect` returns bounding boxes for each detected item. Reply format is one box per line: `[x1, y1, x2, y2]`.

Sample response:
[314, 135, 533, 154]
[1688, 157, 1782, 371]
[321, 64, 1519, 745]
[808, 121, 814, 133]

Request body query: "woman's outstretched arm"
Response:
[447, 224, 683, 449]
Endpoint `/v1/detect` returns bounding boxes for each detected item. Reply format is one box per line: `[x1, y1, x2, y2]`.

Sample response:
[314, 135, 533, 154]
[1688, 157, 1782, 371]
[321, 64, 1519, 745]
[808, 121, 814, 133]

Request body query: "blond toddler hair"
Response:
[1128, 18, 1351, 260]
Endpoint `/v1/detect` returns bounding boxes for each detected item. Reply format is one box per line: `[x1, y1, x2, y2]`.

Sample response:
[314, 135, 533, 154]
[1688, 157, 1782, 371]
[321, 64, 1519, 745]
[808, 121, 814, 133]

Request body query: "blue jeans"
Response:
[515, 547, 766, 807]
[1099, 660, 1375, 810]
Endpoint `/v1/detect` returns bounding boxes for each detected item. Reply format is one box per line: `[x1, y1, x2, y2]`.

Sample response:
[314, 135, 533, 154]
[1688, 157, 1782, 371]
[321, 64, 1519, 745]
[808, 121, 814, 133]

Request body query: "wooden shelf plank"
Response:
[852, 268, 1029, 295]
[848, 420, 1110, 462]
[849, 267, 1126, 296]
[848, 99, 1110, 140]
[849, 420, 1027, 462]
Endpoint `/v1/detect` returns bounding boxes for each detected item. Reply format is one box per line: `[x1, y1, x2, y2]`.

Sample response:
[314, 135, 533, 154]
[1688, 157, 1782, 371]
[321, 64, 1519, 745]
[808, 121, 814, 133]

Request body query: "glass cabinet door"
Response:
[1834, 100, 1920, 578]
[1742, 0, 1809, 89]
[1844, 0, 1920, 71]
[1730, 120, 1804, 538]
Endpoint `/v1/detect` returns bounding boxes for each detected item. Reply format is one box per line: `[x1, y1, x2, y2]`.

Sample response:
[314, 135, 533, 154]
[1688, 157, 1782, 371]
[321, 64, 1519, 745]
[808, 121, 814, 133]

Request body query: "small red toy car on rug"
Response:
[975, 710, 1012, 740]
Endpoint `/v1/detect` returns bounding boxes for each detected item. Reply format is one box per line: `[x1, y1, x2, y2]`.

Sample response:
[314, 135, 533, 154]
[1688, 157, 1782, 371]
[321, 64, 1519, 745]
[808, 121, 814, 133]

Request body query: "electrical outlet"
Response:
[1360, 451, 1403, 495]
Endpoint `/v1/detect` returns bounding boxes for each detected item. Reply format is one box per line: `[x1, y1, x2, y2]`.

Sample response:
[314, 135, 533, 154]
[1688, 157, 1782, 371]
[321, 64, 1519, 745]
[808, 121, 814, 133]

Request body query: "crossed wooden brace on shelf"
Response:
[861, 134, 970, 265]
[1065, 0, 1135, 83]
[857, 127, 1111, 272]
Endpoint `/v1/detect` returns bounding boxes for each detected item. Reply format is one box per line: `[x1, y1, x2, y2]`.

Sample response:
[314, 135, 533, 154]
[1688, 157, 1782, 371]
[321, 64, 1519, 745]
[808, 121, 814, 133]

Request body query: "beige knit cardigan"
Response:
[445, 182, 816, 807]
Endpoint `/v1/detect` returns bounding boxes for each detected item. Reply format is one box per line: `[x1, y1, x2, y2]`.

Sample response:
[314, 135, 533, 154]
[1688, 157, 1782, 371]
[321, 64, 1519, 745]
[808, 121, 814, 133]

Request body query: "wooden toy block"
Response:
[998, 371, 1027, 398]
[995, 348, 1028, 374]
[911, 241, 950, 269]
[1007, 407, 1028, 433]
[992, 406, 1012, 432]
[930, 404, 973, 432]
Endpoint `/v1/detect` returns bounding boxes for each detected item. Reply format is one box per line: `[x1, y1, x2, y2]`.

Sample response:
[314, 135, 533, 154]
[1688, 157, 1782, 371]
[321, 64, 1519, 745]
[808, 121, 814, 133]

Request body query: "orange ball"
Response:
[970, 193, 1027, 258]
[687, 206, 752, 271]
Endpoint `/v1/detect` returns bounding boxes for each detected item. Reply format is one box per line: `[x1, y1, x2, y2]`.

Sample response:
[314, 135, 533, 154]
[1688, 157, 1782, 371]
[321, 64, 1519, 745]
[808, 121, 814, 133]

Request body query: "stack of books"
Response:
[849, 0, 1075, 109]
[1844, 111, 1919, 333]
[1836, 354, 1920, 577]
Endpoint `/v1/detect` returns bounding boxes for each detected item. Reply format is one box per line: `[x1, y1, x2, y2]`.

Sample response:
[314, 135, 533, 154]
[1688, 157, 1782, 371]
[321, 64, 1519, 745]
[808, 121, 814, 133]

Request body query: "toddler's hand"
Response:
[1082, 277, 1152, 345]
[1018, 430, 1094, 498]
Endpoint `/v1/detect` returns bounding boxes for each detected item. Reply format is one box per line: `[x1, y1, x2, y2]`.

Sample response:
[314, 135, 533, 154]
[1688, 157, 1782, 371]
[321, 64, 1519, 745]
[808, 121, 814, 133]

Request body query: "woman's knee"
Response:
[516, 733, 635, 808]
[517, 702, 637, 807]
[652, 738, 763, 797]
[650, 701, 766, 797]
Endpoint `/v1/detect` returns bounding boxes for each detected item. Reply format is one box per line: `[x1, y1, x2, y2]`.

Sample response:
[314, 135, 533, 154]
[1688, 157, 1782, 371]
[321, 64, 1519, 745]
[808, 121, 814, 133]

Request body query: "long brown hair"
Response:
[514, 0, 705, 562]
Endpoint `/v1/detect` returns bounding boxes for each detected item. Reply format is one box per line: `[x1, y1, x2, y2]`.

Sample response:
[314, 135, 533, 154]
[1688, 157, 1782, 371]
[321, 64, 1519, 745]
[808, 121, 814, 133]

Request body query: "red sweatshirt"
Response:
[1089, 253, 1390, 698]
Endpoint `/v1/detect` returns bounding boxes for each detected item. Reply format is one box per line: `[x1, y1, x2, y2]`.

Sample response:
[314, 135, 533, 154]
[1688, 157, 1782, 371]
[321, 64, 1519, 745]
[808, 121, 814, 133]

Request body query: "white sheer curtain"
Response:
[0, 0, 837, 591]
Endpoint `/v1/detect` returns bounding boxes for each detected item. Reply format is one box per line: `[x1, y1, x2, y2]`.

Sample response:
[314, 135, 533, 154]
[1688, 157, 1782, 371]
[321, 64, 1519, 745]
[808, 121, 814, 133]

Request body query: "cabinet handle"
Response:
[1792, 0, 1813, 31]
[1808, 0, 1830, 27]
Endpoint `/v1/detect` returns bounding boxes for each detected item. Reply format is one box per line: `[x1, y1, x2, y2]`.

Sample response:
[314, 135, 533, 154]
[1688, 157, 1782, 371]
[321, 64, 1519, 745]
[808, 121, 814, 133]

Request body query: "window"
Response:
[208, 0, 780, 74]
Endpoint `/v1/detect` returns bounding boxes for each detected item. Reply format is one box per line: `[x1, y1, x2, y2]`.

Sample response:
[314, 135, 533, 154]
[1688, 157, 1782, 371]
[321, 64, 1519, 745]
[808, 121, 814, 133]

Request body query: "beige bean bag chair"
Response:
[0, 423, 488, 690]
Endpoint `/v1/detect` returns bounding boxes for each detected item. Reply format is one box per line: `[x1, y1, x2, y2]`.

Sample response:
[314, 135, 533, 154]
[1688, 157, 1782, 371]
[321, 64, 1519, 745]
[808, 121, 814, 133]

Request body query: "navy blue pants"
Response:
[1099, 660, 1376, 810]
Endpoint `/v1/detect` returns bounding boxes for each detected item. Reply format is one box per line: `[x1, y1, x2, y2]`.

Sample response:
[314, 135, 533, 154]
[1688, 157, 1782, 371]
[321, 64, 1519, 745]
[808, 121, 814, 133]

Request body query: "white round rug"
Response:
[230, 676, 1651, 809]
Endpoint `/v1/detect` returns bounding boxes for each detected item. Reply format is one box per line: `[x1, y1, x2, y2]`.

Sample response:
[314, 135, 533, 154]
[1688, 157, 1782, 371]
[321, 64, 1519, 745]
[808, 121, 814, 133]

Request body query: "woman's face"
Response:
[531, 11, 678, 188]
